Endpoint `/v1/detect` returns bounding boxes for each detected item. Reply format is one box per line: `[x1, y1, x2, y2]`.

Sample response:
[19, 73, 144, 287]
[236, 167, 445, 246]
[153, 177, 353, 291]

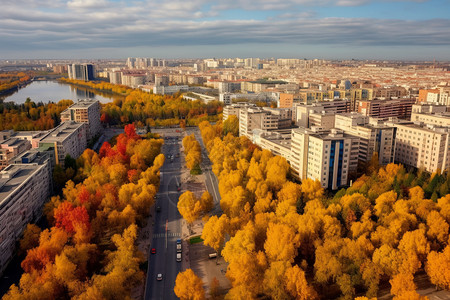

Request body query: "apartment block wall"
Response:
[0, 157, 51, 275]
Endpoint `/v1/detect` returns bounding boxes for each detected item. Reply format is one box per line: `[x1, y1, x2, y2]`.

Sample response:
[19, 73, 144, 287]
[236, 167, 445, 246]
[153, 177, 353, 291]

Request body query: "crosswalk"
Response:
[153, 232, 181, 238]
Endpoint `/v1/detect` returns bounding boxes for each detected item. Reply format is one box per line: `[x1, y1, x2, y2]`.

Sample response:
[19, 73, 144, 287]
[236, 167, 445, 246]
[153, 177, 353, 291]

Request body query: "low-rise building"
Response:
[0, 138, 31, 170]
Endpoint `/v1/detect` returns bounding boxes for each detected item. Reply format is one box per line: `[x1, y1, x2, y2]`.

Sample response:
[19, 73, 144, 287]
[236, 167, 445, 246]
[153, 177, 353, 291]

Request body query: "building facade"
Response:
[0, 151, 51, 275]
[60, 100, 102, 139]
[38, 122, 87, 167]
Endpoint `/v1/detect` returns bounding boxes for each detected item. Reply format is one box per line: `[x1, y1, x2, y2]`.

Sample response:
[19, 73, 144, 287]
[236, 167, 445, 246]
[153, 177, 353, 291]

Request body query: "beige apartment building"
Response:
[39, 121, 87, 167]
[60, 100, 102, 139]
[252, 130, 292, 162]
[411, 111, 450, 127]
[309, 111, 336, 129]
[291, 128, 359, 189]
[389, 121, 450, 173]
[222, 103, 256, 121]
[0, 151, 51, 275]
[296, 100, 351, 127]
[334, 113, 395, 165]
[239, 107, 291, 138]
[0, 138, 32, 170]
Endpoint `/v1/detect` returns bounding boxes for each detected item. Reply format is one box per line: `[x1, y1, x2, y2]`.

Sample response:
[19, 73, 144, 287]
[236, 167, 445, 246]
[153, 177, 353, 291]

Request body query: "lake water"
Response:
[0, 80, 120, 104]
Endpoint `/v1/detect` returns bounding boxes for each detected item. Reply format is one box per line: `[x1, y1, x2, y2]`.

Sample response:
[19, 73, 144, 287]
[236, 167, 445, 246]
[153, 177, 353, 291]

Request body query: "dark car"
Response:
[156, 206, 161, 212]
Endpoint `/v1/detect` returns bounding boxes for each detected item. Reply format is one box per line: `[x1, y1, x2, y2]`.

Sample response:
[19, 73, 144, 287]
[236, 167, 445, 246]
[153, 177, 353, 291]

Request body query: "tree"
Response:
[178, 191, 202, 224]
[223, 115, 239, 137]
[200, 191, 214, 213]
[284, 265, 318, 300]
[264, 222, 299, 263]
[426, 245, 450, 290]
[174, 269, 205, 300]
[19, 224, 41, 254]
[201, 215, 229, 252]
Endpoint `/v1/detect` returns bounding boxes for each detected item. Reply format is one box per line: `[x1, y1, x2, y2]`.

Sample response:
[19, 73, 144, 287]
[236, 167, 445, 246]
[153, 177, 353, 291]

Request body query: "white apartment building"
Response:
[309, 111, 336, 129]
[38, 121, 87, 167]
[296, 100, 351, 127]
[252, 130, 292, 162]
[153, 85, 188, 95]
[335, 113, 395, 165]
[60, 99, 102, 139]
[291, 128, 359, 189]
[223, 103, 256, 121]
[410, 111, 450, 127]
[239, 107, 291, 138]
[0, 151, 51, 275]
[219, 93, 233, 105]
[388, 121, 450, 173]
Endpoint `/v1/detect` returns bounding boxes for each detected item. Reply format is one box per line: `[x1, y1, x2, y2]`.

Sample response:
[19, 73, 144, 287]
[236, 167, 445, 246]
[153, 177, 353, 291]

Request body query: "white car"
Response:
[157, 273, 163, 281]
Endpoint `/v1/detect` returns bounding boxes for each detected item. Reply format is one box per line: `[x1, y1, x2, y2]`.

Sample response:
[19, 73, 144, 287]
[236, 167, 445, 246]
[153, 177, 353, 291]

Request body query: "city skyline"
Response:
[1, 0, 450, 60]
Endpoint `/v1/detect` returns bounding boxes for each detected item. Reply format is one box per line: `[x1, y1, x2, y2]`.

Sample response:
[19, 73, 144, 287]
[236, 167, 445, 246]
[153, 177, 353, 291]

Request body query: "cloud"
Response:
[67, 0, 110, 10]
[0, 0, 446, 58]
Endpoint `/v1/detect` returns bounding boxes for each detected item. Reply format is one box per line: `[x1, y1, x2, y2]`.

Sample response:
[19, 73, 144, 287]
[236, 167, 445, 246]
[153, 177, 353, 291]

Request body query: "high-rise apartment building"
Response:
[358, 98, 416, 119]
[290, 128, 359, 189]
[278, 93, 294, 108]
[239, 107, 291, 138]
[60, 100, 102, 139]
[334, 113, 395, 165]
[38, 122, 87, 167]
[0, 151, 51, 276]
[223, 103, 256, 121]
[67, 64, 95, 81]
[388, 121, 450, 173]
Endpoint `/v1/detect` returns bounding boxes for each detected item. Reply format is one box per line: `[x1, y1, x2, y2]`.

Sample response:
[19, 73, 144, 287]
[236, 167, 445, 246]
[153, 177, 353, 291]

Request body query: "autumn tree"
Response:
[19, 224, 41, 254]
[174, 269, 206, 300]
[222, 115, 239, 137]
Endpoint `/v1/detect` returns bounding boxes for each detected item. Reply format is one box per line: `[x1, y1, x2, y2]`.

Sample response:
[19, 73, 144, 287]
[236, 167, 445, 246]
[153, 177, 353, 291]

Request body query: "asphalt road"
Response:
[145, 130, 183, 300]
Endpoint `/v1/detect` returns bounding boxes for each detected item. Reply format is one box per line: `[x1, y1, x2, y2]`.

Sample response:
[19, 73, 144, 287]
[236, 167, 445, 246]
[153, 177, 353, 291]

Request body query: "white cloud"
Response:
[0, 0, 446, 59]
[67, 0, 110, 10]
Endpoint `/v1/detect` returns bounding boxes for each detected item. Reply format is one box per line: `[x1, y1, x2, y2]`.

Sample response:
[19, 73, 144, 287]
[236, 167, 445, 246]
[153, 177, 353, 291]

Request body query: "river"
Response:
[0, 80, 123, 104]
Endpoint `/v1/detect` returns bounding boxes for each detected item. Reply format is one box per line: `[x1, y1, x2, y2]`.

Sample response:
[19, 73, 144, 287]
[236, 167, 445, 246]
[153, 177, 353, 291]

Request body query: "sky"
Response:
[1, 0, 450, 60]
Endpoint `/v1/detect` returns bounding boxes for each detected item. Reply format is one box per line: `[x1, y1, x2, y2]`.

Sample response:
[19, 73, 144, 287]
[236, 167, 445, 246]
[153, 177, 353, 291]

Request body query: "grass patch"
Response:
[189, 235, 204, 244]
[190, 164, 202, 175]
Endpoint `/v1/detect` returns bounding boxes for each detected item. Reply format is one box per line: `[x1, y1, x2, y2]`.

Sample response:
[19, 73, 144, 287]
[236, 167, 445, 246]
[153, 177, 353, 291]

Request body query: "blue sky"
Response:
[1, 0, 449, 60]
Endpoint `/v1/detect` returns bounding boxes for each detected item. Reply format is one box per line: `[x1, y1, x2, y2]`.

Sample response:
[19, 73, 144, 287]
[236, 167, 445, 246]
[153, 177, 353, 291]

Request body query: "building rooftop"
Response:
[0, 138, 28, 148]
[39, 121, 85, 144]
[0, 164, 43, 204]
[66, 99, 99, 109]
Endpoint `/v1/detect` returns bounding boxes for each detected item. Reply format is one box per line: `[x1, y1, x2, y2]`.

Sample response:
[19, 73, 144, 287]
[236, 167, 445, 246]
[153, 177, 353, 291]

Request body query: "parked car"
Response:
[176, 253, 182, 262]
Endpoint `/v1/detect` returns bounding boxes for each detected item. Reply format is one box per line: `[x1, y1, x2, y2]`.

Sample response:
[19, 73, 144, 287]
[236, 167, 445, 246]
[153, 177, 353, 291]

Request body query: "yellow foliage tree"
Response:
[174, 269, 205, 300]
